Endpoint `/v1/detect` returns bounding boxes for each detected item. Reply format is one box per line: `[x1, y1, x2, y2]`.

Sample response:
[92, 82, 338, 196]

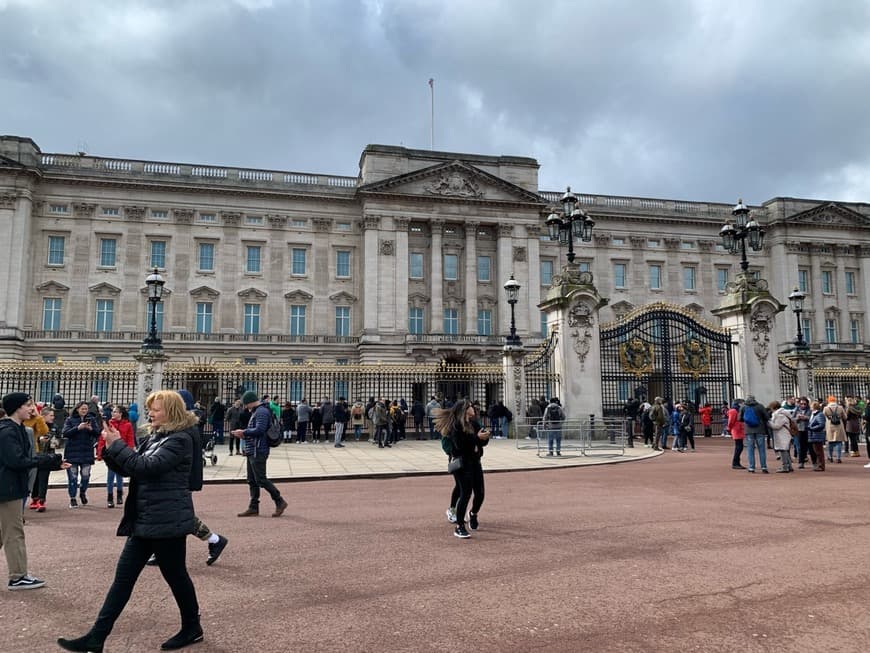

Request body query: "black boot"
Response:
[116, 490, 123, 506]
[107, 495, 114, 509]
[57, 632, 105, 652]
[160, 622, 204, 650]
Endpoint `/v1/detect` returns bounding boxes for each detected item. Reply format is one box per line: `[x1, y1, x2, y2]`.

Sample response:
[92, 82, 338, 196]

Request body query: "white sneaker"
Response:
[864, 462, 870, 469]
[445, 508, 457, 523]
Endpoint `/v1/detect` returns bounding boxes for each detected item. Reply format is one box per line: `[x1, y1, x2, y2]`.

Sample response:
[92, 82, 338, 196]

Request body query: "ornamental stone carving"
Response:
[525, 224, 541, 238]
[749, 304, 775, 371]
[568, 302, 595, 369]
[173, 208, 194, 223]
[424, 172, 484, 198]
[513, 246, 527, 262]
[0, 193, 16, 209]
[498, 223, 513, 237]
[663, 237, 681, 250]
[430, 219, 445, 235]
[221, 211, 242, 226]
[362, 216, 380, 231]
[312, 217, 332, 232]
[629, 235, 646, 248]
[124, 206, 146, 220]
[73, 202, 96, 217]
[592, 232, 611, 246]
[380, 240, 394, 256]
[394, 216, 411, 230]
[697, 239, 716, 252]
[266, 214, 287, 228]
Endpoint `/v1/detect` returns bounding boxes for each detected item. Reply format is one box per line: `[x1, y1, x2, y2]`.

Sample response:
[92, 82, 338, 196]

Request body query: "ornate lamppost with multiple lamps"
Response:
[545, 187, 595, 264]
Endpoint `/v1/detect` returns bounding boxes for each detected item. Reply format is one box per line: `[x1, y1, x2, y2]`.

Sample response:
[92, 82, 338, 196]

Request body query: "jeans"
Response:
[333, 422, 345, 445]
[354, 424, 362, 440]
[453, 461, 485, 526]
[296, 421, 308, 443]
[245, 455, 282, 510]
[91, 536, 199, 638]
[827, 441, 843, 461]
[106, 469, 124, 494]
[745, 433, 767, 470]
[67, 463, 92, 498]
[732, 438, 744, 467]
[212, 422, 224, 445]
[798, 431, 809, 463]
[778, 449, 794, 471]
[548, 428, 563, 454]
[228, 431, 240, 454]
[429, 417, 437, 440]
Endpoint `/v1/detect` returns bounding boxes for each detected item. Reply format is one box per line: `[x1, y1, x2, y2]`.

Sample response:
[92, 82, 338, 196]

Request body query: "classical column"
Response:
[429, 219, 444, 333]
[860, 247, 870, 348]
[835, 247, 850, 343]
[502, 345, 526, 435]
[526, 224, 542, 338]
[0, 189, 31, 336]
[134, 350, 169, 429]
[312, 217, 332, 334]
[394, 216, 410, 334]
[362, 215, 380, 335]
[497, 224, 514, 340]
[810, 247, 824, 343]
[464, 220, 479, 334]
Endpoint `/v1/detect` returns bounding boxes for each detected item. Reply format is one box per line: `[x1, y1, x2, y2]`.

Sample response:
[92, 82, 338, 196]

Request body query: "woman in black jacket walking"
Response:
[58, 390, 203, 652]
[435, 399, 490, 539]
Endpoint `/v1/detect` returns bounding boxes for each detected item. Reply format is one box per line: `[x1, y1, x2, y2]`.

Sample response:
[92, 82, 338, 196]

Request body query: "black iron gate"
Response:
[600, 303, 734, 417]
[523, 331, 559, 405]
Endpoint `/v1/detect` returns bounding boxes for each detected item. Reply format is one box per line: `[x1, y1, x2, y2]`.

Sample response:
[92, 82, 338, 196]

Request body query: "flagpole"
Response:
[429, 78, 434, 150]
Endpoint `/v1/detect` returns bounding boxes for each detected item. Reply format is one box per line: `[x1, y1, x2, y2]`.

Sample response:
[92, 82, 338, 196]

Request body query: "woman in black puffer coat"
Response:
[58, 390, 203, 653]
[62, 401, 100, 507]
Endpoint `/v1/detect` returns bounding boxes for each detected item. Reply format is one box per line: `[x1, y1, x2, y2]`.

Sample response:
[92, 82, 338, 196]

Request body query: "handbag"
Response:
[447, 457, 463, 473]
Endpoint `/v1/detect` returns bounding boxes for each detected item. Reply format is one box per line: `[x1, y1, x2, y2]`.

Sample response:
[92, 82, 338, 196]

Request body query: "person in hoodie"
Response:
[740, 395, 769, 473]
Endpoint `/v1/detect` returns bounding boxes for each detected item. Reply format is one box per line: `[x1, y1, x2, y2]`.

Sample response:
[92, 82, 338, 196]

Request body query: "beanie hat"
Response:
[241, 391, 259, 405]
[2, 392, 32, 415]
[827, 395, 837, 404]
[177, 389, 195, 411]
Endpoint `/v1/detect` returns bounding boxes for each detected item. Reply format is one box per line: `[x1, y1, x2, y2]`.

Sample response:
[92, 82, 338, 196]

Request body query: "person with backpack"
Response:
[543, 398, 564, 456]
[823, 396, 847, 464]
[230, 392, 288, 518]
[740, 394, 769, 473]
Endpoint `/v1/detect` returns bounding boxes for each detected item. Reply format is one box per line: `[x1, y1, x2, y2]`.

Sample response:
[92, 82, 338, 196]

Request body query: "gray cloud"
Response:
[2, 0, 869, 203]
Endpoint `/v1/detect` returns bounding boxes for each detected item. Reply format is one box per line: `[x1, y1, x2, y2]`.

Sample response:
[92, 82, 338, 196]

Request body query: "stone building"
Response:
[1, 133, 869, 373]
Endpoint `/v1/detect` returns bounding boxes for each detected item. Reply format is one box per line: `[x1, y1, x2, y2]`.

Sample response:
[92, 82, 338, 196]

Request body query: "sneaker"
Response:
[761, 469, 769, 474]
[69, 498, 78, 509]
[731, 465, 745, 469]
[146, 554, 158, 566]
[454, 525, 471, 539]
[334, 443, 345, 448]
[28, 499, 39, 510]
[864, 462, 870, 469]
[272, 498, 288, 518]
[469, 512, 479, 530]
[445, 508, 457, 523]
[206, 535, 228, 566]
[556, 452, 562, 456]
[107, 497, 114, 509]
[8, 574, 45, 591]
[79, 493, 88, 506]
[546, 452, 554, 456]
[36, 501, 45, 513]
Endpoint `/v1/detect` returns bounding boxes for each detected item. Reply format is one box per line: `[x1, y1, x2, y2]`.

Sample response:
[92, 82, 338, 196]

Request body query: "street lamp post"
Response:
[788, 286, 807, 349]
[546, 187, 595, 264]
[503, 274, 521, 347]
[718, 199, 765, 273]
[142, 267, 165, 352]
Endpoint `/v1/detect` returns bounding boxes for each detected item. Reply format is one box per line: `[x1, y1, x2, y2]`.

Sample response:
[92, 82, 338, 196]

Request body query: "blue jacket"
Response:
[62, 413, 100, 464]
[242, 403, 272, 457]
[807, 411, 827, 443]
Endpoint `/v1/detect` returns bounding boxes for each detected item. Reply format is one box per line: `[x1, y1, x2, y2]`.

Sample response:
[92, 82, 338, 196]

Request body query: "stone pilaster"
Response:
[395, 217, 410, 334]
[502, 345, 526, 436]
[464, 220, 479, 334]
[526, 225, 542, 337]
[429, 219, 444, 332]
[497, 224, 514, 340]
[134, 350, 169, 427]
[361, 215, 380, 337]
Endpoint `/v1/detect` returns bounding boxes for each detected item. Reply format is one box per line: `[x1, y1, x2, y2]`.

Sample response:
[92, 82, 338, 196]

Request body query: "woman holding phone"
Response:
[436, 399, 489, 539]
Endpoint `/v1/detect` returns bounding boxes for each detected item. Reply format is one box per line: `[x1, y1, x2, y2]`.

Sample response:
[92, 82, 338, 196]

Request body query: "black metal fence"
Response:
[0, 361, 138, 406]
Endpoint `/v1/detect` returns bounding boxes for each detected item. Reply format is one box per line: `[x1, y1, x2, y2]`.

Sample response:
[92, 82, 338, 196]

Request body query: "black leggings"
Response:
[453, 461, 484, 526]
[92, 536, 199, 638]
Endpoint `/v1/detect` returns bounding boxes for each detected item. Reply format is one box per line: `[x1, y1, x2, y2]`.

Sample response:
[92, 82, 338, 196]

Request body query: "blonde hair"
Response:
[145, 390, 198, 434]
[433, 400, 475, 437]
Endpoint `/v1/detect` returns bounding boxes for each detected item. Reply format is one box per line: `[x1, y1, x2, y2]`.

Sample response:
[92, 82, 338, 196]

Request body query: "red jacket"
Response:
[96, 418, 136, 460]
[699, 405, 713, 426]
[726, 407, 745, 440]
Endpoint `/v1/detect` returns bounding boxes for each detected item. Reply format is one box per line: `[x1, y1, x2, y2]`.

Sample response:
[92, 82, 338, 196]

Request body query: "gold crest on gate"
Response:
[678, 338, 710, 378]
[619, 337, 654, 377]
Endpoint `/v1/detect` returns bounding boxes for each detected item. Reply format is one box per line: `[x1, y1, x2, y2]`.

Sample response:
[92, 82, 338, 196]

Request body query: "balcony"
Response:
[21, 330, 358, 345]
[405, 334, 545, 348]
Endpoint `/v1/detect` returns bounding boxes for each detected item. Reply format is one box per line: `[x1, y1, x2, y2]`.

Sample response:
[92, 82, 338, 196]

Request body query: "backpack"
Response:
[547, 405, 564, 422]
[787, 416, 799, 437]
[641, 407, 653, 426]
[262, 408, 282, 447]
[828, 408, 841, 426]
[742, 405, 760, 427]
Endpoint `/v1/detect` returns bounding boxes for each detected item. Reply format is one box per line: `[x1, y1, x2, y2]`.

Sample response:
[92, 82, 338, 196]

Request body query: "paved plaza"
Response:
[7, 438, 870, 652]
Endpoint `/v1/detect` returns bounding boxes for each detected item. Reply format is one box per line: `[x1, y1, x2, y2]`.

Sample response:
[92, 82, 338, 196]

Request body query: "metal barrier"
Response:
[515, 417, 626, 456]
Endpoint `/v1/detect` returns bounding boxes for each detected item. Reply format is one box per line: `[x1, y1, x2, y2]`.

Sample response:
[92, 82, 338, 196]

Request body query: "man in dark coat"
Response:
[0, 393, 66, 590]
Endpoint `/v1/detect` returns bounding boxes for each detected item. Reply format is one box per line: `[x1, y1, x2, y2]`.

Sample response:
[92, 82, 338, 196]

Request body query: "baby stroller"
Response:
[203, 433, 218, 466]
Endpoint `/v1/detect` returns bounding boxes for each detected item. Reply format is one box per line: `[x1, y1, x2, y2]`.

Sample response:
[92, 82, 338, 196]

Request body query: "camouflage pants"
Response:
[192, 515, 211, 541]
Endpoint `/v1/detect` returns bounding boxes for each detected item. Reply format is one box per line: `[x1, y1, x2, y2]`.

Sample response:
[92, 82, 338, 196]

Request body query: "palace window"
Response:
[99, 238, 117, 267]
[336, 250, 351, 278]
[850, 318, 861, 344]
[477, 256, 491, 282]
[802, 318, 813, 344]
[290, 305, 306, 336]
[649, 264, 662, 290]
[683, 266, 696, 291]
[47, 236, 65, 266]
[477, 309, 492, 336]
[243, 304, 260, 335]
[198, 243, 215, 271]
[614, 263, 627, 288]
[291, 248, 307, 275]
[716, 268, 729, 292]
[42, 298, 62, 331]
[246, 245, 262, 274]
[444, 254, 458, 281]
[195, 302, 213, 334]
[150, 240, 166, 269]
[825, 319, 837, 343]
[95, 299, 114, 332]
[409, 252, 424, 279]
[443, 308, 459, 334]
[335, 306, 351, 337]
[821, 270, 833, 294]
[409, 307, 424, 335]
[846, 270, 857, 295]
[541, 260, 554, 286]
[798, 268, 810, 293]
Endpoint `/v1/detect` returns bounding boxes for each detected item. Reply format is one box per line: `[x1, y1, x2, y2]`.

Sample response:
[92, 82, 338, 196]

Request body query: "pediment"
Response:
[237, 287, 267, 299]
[190, 285, 220, 298]
[685, 302, 704, 316]
[35, 280, 70, 293]
[329, 291, 357, 304]
[284, 289, 313, 302]
[0, 154, 26, 169]
[358, 160, 544, 205]
[89, 282, 122, 295]
[786, 202, 870, 227]
[611, 300, 635, 316]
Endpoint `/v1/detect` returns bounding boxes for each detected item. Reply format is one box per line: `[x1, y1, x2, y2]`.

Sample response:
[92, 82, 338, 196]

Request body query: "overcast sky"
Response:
[2, 0, 869, 204]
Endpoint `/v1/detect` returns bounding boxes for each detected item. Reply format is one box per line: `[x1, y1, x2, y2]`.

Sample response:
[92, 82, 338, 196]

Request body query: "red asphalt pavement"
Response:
[4, 439, 870, 653]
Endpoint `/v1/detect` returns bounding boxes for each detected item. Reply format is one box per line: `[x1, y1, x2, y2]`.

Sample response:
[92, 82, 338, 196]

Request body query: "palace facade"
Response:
[2, 134, 869, 371]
